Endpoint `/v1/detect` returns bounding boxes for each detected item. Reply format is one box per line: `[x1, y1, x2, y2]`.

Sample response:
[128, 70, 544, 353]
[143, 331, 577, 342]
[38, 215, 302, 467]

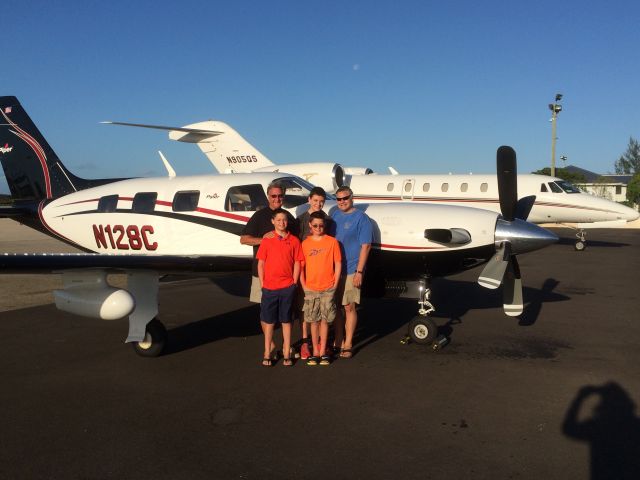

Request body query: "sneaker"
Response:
[300, 342, 311, 360]
[306, 356, 319, 366]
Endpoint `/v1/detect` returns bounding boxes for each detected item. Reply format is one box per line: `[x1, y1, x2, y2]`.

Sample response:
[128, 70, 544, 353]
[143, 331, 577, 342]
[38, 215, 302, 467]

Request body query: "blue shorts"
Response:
[260, 284, 296, 325]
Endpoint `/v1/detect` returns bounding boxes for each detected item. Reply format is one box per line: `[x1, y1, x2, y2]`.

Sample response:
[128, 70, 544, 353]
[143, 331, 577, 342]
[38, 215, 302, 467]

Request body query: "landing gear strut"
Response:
[575, 229, 587, 251]
[407, 276, 438, 345]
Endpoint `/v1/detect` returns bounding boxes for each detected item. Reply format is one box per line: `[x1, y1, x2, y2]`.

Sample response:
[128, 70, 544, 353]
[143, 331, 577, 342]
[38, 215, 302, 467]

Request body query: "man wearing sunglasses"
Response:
[331, 186, 373, 358]
[241, 182, 300, 305]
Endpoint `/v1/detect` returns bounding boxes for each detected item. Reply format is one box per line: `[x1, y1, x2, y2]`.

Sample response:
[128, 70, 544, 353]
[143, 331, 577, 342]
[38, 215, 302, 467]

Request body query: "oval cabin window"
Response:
[386, 183, 394, 192]
[460, 183, 468, 192]
[480, 183, 488, 192]
[441, 183, 449, 192]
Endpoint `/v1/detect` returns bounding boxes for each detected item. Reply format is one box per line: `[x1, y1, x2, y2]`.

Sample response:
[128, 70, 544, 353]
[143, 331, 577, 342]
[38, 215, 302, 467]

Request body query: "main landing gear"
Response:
[132, 318, 167, 357]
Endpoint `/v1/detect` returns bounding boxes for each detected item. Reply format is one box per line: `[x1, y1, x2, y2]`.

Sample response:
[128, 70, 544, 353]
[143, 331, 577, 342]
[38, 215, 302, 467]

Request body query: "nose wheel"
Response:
[405, 276, 439, 345]
[408, 315, 438, 345]
[575, 229, 587, 251]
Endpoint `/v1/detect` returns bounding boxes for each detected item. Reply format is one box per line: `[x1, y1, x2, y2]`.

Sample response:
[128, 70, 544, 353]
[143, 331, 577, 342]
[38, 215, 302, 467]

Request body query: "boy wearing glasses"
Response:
[295, 186, 334, 359]
[331, 186, 372, 358]
[256, 208, 304, 367]
[300, 211, 342, 365]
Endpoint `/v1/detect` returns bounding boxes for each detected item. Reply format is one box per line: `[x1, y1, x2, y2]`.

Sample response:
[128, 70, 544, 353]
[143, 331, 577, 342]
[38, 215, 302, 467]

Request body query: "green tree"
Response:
[614, 137, 640, 174]
[626, 173, 640, 205]
[532, 167, 586, 185]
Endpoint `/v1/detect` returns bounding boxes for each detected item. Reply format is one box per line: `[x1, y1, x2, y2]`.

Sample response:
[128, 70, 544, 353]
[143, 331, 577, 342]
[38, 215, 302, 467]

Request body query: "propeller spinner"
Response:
[478, 146, 558, 316]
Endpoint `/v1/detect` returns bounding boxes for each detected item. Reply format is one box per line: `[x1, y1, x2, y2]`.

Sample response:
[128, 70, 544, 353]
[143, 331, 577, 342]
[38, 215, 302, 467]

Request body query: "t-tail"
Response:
[0, 96, 119, 206]
[103, 119, 275, 174]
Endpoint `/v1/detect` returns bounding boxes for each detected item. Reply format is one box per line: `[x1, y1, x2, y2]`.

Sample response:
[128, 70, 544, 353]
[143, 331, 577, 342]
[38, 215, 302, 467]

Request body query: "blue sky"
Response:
[2, 0, 639, 193]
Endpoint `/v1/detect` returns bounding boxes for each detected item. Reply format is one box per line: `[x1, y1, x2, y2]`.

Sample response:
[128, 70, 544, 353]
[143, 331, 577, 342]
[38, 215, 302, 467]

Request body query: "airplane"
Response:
[104, 120, 639, 251]
[1, 96, 557, 357]
[101, 119, 373, 194]
[346, 172, 640, 251]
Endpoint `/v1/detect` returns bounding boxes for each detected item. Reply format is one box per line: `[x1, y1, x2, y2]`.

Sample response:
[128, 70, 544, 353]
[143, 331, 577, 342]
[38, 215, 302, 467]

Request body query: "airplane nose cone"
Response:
[624, 206, 640, 222]
[495, 218, 559, 255]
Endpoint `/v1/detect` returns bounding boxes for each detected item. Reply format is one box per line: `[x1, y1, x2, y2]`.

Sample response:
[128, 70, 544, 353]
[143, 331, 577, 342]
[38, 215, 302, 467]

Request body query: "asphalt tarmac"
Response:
[1, 226, 640, 479]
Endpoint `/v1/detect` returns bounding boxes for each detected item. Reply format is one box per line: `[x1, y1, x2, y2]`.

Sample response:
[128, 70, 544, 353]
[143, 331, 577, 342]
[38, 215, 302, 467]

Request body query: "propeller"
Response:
[478, 146, 538, 317]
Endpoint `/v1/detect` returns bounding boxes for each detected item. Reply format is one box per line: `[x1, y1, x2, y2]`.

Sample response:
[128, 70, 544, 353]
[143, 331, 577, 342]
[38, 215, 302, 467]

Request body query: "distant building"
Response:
[564, 165, 632, 203]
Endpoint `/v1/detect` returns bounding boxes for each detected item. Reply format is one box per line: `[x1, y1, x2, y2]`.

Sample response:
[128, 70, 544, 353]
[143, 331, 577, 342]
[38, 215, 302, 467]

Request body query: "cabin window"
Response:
[404, 182, 413, 193]
[173, 191, 200, 212]
[480, 183, 488, 192]
[98, 195, 119, 213]
[273, 176, 318, 208]
[387, 183, 394, 192]
[540, 183, 548, 192]
[225, 184, 268, 212]
[132, 192, 157, 213]
[441, 182, 449, 192]
[422, 183, 430, 192]
[549, 182, 563, 193]
[460, 183, 468, 192]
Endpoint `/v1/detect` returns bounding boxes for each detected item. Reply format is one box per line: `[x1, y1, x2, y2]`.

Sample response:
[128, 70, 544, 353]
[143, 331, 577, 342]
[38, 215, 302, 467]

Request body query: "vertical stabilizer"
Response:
[0, 96, 117, 200]
[168, 120, 275, 173]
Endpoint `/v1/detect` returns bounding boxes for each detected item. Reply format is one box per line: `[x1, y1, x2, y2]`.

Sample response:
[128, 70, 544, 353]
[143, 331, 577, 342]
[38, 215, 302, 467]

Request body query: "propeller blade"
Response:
[503, 257, 523, 316]
[478, 243, 510, 289]
[515, 195, 536, 221]
[497, 146, 517, 221]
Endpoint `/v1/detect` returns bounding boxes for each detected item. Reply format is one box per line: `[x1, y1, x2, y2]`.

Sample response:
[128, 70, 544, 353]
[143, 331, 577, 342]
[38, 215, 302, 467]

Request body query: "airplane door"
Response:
[401, 179, 415, 200]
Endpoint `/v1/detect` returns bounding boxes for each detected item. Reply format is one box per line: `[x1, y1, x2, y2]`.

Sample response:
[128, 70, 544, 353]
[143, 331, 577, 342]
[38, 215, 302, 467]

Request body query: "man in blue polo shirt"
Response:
[331, 186, 373, 358]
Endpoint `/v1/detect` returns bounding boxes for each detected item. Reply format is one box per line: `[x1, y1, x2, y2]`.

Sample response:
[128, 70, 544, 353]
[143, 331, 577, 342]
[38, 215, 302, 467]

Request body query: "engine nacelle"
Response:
[343, 166, 374, 175]
[253, 162, 345, 193]
[53, 271, 135, 320]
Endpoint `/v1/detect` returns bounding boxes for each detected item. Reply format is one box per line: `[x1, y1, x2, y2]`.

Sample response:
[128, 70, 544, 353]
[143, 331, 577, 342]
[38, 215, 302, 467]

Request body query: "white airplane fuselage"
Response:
[39, 172, 501, 276]
[348, 173, 639, 226]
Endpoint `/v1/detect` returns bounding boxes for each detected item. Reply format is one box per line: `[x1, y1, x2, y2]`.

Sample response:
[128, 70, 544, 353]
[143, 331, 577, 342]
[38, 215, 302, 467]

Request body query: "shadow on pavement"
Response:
[563, 382, 640, 479]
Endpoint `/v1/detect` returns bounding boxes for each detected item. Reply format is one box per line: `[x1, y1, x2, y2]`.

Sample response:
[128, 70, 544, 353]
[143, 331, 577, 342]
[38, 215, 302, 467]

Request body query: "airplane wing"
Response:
[0, 253, 251, 274]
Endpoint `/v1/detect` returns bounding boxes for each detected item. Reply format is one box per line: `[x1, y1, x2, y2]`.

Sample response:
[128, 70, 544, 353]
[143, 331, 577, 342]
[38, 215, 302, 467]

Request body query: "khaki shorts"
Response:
[302, 288, 337, 324]
[249, 276, 262, 303]
[336, 273, 361, 306]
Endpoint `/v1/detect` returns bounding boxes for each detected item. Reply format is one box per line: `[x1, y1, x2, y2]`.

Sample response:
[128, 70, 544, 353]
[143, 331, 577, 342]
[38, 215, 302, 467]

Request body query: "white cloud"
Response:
[352, 64, 360, 71]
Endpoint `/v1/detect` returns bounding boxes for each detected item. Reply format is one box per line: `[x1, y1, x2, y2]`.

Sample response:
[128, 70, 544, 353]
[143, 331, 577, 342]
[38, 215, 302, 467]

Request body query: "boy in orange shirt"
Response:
[257, 208, 304, 367]
[300, 211, 342, 365]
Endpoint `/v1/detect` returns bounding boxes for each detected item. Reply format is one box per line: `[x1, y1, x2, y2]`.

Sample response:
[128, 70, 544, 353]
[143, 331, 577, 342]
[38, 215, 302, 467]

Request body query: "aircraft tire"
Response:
[408, 316, 438, 345]
[132, 318, 167, 357]
[575, 240, 586, 251]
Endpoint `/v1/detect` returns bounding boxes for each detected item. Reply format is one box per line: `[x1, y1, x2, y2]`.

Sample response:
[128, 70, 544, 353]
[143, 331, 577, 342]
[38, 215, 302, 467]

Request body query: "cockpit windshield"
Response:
[554, 180, 581, 193]
[274, 176, 335, 208]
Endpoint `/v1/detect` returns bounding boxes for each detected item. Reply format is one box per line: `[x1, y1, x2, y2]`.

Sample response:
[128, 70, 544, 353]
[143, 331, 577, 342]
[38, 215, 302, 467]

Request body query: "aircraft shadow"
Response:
[555, 237, 630, 248]
[164, 304, 261, 355]
[162, 277, 568, 356]
[562, 382, 640, 479]
[353, 277, 569, 353]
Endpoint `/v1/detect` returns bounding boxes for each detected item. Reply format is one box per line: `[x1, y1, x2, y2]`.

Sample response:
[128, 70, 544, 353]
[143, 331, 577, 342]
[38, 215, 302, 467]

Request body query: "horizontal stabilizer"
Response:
[102, 121, 222, 136]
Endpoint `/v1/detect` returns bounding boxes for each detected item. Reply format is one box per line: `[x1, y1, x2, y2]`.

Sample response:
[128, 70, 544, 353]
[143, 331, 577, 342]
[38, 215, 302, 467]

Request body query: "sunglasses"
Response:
[336, 195, 351, 201]
[310, 223, 325, 228]
[269, 194, 284, 198]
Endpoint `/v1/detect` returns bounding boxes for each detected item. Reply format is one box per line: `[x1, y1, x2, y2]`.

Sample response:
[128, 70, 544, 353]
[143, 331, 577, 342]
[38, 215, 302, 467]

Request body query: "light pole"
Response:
[549, 93, 563, 177]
